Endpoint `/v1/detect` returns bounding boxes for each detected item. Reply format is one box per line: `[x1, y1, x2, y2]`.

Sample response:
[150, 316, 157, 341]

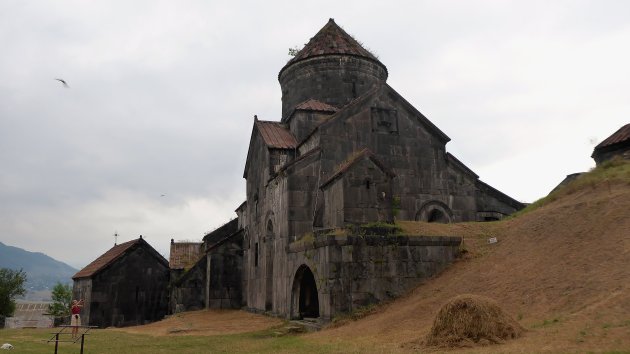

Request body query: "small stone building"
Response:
[168, 240, 203, 313]
[592, 123, 630, 165]
[169, 219, 244, 313]
[72, 237, 169, 327]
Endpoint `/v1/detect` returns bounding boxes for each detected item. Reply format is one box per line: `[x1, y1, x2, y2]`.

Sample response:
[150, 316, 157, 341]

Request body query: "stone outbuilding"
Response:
[592, 123, 630, 165]
[72, 237, 169, 327]
[169, 219, 244, 313]
[168, 240, 203, 313]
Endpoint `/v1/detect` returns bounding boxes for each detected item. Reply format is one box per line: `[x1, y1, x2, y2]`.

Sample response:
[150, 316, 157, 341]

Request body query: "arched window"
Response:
[266, 219, 274, 238]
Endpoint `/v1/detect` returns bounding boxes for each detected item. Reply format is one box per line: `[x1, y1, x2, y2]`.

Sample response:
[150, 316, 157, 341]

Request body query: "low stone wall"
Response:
[285, 234, 461, 321]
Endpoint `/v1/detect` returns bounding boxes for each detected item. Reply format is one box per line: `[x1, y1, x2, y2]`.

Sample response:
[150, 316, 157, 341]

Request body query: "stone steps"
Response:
[289, 317, 323, 332]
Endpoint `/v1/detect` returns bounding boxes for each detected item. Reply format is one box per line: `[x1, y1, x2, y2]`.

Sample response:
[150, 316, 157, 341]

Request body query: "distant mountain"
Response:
[0, 242, 77, 294]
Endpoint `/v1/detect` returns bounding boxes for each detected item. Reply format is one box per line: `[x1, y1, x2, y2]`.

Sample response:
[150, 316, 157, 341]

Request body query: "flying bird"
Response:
[54, 78, 69, 88]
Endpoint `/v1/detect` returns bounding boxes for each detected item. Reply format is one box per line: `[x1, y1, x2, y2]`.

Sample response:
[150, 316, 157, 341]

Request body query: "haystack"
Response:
[425, 294, 524, 348]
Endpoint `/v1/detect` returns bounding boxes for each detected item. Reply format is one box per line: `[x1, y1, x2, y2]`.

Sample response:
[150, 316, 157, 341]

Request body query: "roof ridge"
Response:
[256, 119, 283, 124]
[254, 120, 298, 149]
[321, 148, 395, 188]
[295, 84, 382, 148]
[282, 98, 338, 124]
[72, 238, 141, 279]
[594, 123, 630, 150]
[295, 98, 338, 112]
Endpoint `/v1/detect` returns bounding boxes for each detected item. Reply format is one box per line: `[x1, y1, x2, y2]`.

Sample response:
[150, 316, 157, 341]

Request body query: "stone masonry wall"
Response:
[267, 234, 461, 321]
[207, 233, 244, 309]
[72, 278, 92, 324]
[317, 86, 492, 223]
[170, 257, 206, 313]
[86, 246, 169, 327]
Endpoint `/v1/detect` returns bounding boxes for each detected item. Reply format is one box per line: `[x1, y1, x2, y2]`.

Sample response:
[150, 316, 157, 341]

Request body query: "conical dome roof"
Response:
[280, 19, 386, 76]
[278, 19, 388, 119]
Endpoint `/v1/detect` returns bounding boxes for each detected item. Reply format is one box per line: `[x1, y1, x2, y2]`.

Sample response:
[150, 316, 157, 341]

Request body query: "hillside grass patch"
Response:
[0, 327, 348, 354]
[514, 158, 630, 216]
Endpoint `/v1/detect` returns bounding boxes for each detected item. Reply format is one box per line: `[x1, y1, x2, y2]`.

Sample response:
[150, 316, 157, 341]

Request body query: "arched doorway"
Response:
[265, 219, 274, 311]
[416, 201, 453, 224]
[427, 209, 449, 223]
[290, 265, 320, 319]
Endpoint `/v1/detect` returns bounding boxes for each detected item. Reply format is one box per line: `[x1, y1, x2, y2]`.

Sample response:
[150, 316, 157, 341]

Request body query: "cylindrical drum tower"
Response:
[278, 19, 388, 120]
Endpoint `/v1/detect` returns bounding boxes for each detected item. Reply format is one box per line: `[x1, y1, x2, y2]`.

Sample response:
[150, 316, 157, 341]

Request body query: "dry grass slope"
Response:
[312, 159, 630, 353]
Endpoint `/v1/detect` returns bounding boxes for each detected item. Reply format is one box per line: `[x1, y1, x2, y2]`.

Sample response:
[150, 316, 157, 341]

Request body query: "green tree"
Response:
[48, 282, 72, 317]
[0, 268, 27, 318]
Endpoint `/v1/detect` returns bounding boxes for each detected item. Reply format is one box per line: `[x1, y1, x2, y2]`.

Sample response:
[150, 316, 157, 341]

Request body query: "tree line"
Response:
[0, 267, 72, 326]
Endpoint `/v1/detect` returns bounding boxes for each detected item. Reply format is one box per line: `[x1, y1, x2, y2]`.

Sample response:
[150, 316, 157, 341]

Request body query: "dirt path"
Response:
[112, 309, 283, 336]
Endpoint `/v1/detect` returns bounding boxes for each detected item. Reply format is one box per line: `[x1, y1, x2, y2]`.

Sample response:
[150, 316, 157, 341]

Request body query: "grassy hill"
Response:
[311, 158, 630, 352]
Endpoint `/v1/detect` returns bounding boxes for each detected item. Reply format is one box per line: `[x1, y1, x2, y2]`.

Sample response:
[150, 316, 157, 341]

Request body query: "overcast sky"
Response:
[1, 1, 628, 269]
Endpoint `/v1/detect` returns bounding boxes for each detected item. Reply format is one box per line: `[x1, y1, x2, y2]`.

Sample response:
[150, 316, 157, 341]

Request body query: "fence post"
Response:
[80, 334, 85, 354]
[54, 333, 59, 354]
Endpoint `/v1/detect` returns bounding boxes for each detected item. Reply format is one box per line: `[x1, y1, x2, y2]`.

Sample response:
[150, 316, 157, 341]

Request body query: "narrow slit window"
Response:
[254, 242, 259, 267]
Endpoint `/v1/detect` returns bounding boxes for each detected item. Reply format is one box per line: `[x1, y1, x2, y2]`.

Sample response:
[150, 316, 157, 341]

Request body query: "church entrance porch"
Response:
[290, 265, 320, 319]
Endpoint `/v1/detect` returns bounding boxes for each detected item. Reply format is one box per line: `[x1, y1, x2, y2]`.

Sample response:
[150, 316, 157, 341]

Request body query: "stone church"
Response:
[173, 19, 523, 322]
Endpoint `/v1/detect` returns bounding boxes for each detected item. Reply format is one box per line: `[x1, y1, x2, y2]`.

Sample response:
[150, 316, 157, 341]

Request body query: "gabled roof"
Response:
[280, 18, 386, 77]
[476, 180, 524, 210]
[295, 99, 338, 113]
[446, 153, 479, 179]
[72, 239, 138, 279]
[283, 99, 339, 124]
[203, 218, 239, 249]
[593, 123, 630, 152]
[313, 84, 450, 145]
[207, 228, 244, 253]
[320, 148, 396, 189]
[243, 117, 298, 178]
[275, 147, 321, 177]
[235, 200, 247, 212]
[72, 238, 167, 279]
[255, 120, 298, 149]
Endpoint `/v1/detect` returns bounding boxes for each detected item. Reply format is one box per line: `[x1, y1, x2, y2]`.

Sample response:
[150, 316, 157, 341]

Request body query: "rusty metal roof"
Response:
[72, 238, 167, 279]
[594, 123, 630, 150]
[295, 99, 338, 112]
[72, 239, 139, 279]
[280, 19, 384, 75]
[255, 120, 298, 149]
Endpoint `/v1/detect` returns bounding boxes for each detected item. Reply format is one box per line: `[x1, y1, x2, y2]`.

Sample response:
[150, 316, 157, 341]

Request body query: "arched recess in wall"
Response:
[265, 218, 274, 311]
[266, 218, 274, 238]
[415, 200, 453, 224]
[290, 264, 320, 319]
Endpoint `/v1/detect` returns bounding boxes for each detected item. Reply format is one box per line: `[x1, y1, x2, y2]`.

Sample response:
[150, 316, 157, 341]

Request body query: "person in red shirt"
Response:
[70, 299, 84, 338]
